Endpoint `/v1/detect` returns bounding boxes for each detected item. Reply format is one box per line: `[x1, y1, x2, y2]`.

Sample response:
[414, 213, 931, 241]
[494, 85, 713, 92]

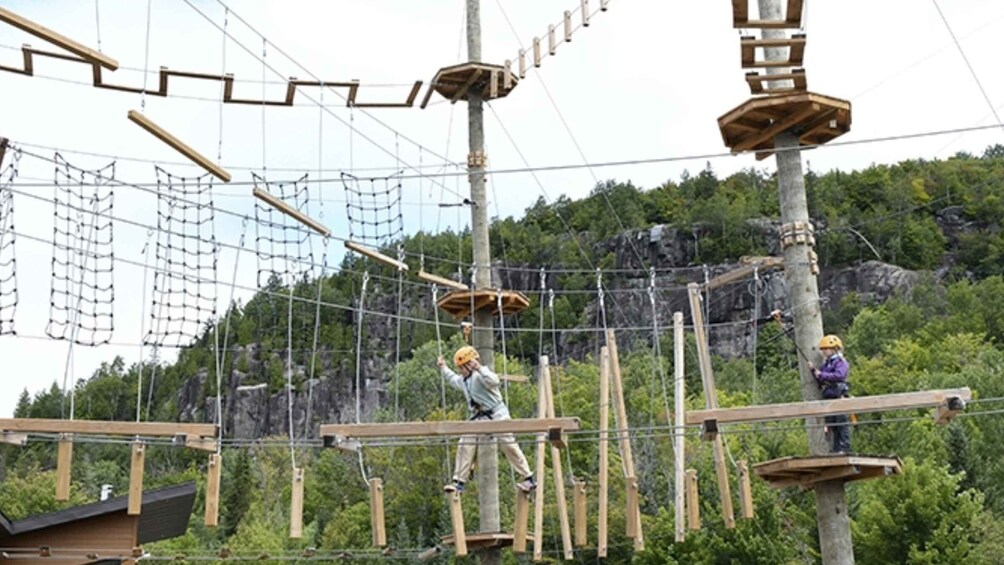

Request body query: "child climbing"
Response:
[810, 335, 852, 453]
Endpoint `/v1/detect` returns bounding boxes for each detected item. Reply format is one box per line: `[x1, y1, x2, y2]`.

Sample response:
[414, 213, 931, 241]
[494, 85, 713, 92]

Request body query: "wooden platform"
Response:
[321, 417, 580, 441]
[754, 454, 903, 490]
[436, 289, 530, 320]
[424, 62, 517, 108]
[442, 532, 529, 551]
[717, 91, 851, 159]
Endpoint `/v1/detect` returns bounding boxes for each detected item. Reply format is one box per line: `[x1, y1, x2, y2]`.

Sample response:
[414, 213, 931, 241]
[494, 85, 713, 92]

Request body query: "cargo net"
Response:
[341, 171, 403, 247]
[143, 167, 218, 347]
[46, 153, 115, 346]
[251, 173, 318, 356]
[0, 146, 20, 335]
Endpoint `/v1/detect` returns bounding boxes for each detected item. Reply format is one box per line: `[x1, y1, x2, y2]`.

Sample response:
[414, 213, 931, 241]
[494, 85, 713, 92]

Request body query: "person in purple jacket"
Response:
[810, 334, 851, 453]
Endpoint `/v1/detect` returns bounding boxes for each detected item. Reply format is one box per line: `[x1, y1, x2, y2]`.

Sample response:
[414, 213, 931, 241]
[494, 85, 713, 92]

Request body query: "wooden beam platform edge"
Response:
[0, 418, 217, 437]
[128, 110, 231, 183]
[320, 417, 580, 439]
[252, 187, 331, 236]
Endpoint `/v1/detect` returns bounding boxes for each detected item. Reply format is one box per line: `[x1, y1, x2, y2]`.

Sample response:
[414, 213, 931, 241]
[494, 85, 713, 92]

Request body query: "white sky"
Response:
[1, 0, 1003, 417]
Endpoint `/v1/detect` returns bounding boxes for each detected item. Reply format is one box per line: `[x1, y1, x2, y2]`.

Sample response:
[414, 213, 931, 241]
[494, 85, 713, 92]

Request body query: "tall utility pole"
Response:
[756, 0, 854, 563]
[466, 1, 502, 564]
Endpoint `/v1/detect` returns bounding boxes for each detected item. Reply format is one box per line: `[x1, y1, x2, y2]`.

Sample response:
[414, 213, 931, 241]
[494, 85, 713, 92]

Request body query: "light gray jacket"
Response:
[440, 364, 512, 420]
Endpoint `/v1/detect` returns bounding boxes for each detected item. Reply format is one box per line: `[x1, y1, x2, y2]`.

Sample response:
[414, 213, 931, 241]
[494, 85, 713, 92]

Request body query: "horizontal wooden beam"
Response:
[0, 7, 118, 70]
[686, 388, 972, 426]
[705, 256, 784, 290]
[0, 418, 217, 437]
[321, 417, 580, 440]
[128, 110, 232, 183]
[253, 187, 330, 236]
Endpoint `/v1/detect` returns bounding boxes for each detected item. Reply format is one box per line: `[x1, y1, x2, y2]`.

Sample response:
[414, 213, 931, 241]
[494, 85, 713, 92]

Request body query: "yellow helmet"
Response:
[454, 346, 479, 367]
[819, 335, 843, 350]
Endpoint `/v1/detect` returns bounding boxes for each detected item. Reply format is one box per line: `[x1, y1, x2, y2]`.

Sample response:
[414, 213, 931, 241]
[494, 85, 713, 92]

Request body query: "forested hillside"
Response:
[6, 145, 1004, 563]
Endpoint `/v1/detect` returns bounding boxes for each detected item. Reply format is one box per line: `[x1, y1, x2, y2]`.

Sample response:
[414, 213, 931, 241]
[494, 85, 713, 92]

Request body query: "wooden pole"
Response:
[625, 476, 640, 538]
[513, 490, 531, 553]
[345, 241, 409, 271]
[533, 358, 548, 562]
[606, 330, 644, 549]
[673, 312, 686, 542]
[687, 284, 736, 529]
[55, 436, 73, 501]
[573, 480, 587, 547]
[290, 467, 304, 539]
[686, 469, 700, 530]
[449, 491, 467, 557]
[370, 478, 387, 547]
[204, 453, 222, 527]
[542, 358, 573, 560]
[598, 346, 610, 558]
[738, 460, 755, 519]
[128, 443, 146, 516]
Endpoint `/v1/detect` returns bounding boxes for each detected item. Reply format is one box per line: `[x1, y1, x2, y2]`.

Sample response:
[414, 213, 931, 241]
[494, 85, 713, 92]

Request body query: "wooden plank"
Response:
[755, 454, 902, 474]
[705, 257, 783, 290]
[345, 241, 409, 271]
[687, 388, 973, 426]
[686, 469, 700, 530]
[790, 33, 807, 65]
[738, 460, 754, 519]
[419, 81, 436, 109]
[573, 480, 587, 547]
[519, 49, 526, 78]
[513, 490, 531, 553]
[370, 478, 386, 547]
[290, 467, 305, 538]
[737, 19, 801, 29]
[733, 102, 818, 152]
[204, 453, 222, 527]
[489, 69, 498, 99]
[688, 284, 734, 529]
[502, 374, 530, 383]
[128, 443, 146, 516]
[542, 358, 573, 560]
[252, 187, 331, 236]
[787, 0, 804, 24]
[625, 476, 639, 538]
[55, 437, 73, 501]
[0, 7, 118, 70]
[597, 346, 610, 558]
[321, 417, 580, 439]
[449, 492, 467, 557]
[533, 359, 548, 562]
[732, 0, 748, 27]
[0, 415, 216, 437]
[564, 11, 573, 42]
[673, 311, 686, 543]
[0, 137, 8, 168]
[503, 60, 513, 90]
[606, 330, 644, 550]
[127, 110, 231, 183]
[185, 434, 219, 453]
[0, 431, 27, 446]
[416, 270, 468, 290]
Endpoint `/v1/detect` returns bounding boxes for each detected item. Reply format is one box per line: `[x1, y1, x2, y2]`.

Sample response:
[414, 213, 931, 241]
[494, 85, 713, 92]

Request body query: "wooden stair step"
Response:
[746, 69, 806, 94]
[741, 34, 806, 68]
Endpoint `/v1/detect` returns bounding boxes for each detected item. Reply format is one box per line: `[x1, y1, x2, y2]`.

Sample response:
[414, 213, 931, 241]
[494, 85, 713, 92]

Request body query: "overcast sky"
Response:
[1, 0, 1003, 418]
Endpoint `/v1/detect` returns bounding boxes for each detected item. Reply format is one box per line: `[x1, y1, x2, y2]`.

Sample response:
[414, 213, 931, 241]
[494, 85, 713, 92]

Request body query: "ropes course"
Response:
[0, 0, 996, 559]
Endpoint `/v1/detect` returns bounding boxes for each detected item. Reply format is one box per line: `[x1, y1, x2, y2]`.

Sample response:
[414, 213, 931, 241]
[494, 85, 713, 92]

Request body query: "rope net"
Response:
[340, 171, 403, 247]
[0, 147, 20, 335]
[143, 167, 219, 347]
[46, 153, 115, 346]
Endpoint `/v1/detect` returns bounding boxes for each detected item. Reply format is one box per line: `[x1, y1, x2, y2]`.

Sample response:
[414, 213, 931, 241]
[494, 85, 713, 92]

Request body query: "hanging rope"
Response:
[215, 218, 248, 453]
[496, 289, 510, 402]
[547, 282, 575, 481]
[430, 283, 451, 481]
[648, 266, 675, 504]
[354, 271, 371, 484]
[750, 266, 761, 404]
[303, 238, 327, 440]
[284, 269, 297, 468]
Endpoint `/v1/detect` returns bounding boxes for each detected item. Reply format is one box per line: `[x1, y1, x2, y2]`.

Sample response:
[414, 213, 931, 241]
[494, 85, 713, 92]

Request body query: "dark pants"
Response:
[825, 414, 851, 453]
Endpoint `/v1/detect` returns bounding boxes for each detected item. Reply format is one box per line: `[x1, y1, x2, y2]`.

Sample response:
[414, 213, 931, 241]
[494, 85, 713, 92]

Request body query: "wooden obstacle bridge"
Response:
[718, 0, 851, 159]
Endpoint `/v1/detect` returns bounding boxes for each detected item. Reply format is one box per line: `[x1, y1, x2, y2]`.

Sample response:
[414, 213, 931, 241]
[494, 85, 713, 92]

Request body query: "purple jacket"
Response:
[817, 353, 849, 398]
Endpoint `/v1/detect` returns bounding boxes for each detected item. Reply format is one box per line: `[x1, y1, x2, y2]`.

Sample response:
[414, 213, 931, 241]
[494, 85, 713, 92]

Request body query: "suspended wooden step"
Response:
[442, 532, 530, 552]
[754, 454, 903, 490]
[717, 91, 852, 159]
[436, 289, 530, 320]
[421, 62, 518, 109]
[746, 68, 807, 94]
[732, 0, 803, 29]
[740, 34, 806, 69]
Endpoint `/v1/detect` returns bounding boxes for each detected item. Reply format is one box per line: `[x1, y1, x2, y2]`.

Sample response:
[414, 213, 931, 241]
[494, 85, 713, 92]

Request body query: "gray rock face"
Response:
[174, 222, 926, 439]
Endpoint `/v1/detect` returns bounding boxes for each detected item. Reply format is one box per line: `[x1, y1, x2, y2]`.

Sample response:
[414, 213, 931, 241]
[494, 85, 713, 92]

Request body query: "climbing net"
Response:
[341, 171, 404, 247]
[0, 147, 20, 335]
[143, 167, 218, 347]
[46, 153, 115, 346]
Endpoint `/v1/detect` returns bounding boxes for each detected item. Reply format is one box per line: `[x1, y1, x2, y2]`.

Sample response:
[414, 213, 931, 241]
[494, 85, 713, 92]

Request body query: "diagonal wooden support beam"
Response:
[687, 388, 972, 426]
[0, 7, 118, 70]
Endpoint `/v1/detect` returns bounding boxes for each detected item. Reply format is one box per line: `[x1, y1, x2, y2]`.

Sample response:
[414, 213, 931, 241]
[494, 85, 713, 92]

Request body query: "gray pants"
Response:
[825, 414, 852, 453]
[454, 405, 532, 482]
